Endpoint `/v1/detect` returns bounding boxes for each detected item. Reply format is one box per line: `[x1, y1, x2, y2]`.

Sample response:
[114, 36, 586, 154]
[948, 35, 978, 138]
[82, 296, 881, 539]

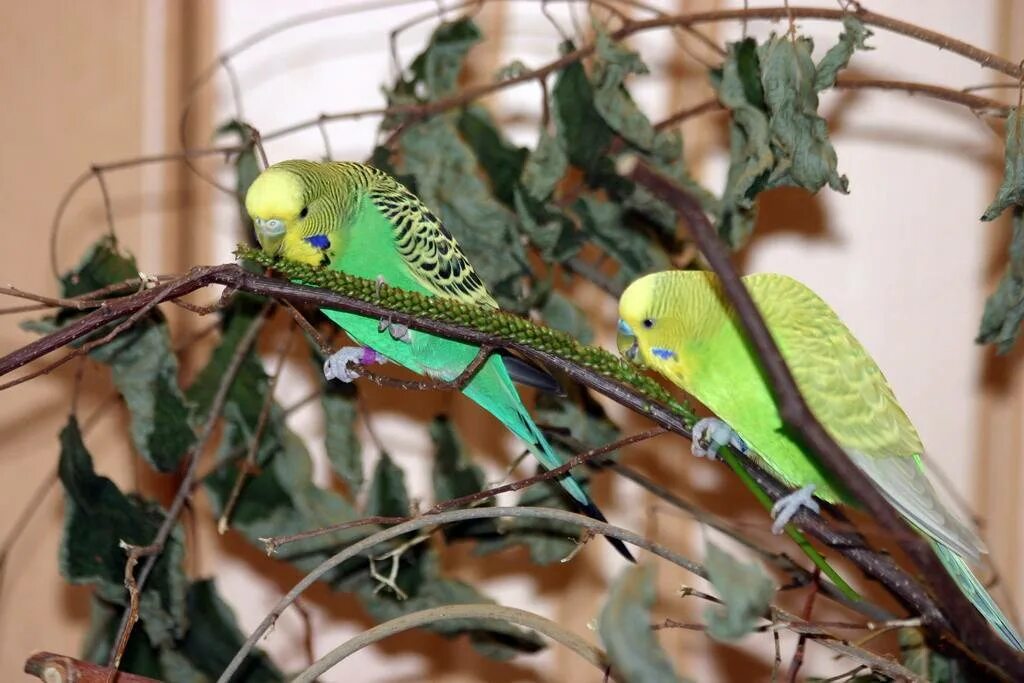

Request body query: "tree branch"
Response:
[291, 603, 611, 683]
[628, 161, 1024, 681]
[1, 260, 1004, 676]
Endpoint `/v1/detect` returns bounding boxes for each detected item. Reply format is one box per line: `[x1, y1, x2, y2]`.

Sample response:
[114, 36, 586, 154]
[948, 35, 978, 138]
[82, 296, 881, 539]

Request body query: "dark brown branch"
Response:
[0, 262, 1003, 676]
[628, 161, 1024, 681]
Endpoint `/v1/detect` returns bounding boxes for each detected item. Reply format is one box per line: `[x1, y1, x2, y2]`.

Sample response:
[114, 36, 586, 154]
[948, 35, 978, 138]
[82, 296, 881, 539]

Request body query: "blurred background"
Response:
[1, 1, 1022, 680]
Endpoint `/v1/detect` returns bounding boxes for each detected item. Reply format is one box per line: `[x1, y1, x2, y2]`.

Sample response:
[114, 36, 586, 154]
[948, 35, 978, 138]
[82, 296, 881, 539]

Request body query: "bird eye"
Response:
[299, 206, 309, 219]
[643, 318, 654, 329]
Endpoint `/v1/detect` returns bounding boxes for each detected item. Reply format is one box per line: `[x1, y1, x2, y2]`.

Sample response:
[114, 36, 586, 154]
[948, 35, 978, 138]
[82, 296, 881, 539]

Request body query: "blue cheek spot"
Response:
[305, 234, 330, 249]
[651, 347, 677, 361]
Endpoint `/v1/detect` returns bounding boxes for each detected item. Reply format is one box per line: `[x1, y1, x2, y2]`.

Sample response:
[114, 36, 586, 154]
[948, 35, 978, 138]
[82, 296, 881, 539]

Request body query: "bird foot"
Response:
[770, 484, 820, 534]
[377, 317, 411, 343]
[691, 417, 748, 460]
[324, 346, 388, 383]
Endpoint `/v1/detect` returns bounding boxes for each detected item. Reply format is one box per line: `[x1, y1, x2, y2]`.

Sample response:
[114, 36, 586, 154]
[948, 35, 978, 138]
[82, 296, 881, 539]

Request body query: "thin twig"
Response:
[106, 303, 270, 670]
[218, 324, 294, 534]
[0, 263, 994, 674]
[426, 428, 667, 513]
[292, 603, 610, 682]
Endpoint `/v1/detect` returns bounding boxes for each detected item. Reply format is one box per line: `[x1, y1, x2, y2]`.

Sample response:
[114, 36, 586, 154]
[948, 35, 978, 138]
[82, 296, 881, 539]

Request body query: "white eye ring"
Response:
[261, 218, 285, 236]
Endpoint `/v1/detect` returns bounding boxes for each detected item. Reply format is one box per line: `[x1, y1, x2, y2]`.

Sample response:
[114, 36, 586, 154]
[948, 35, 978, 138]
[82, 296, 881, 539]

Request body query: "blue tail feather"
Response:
[933, 541, 1024, 650]
[464, 359, 635, 562]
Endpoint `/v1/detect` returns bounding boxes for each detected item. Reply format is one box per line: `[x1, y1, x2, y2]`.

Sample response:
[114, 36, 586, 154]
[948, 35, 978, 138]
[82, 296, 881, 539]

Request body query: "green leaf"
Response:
[458, 105, 528, 206]
[178, 580, 283, 682]
[977, 207, 1024, 352]
[599, 565, 684, 683]
[474, 480, 581, 565]
[982, 108, 1024, 221]
[814, 17, 873, 91]
[591, 30, 679, 162]
[81, 583, 283, 683]
[188, 295, 279, 467]
[366, 452, 410, 517]
[356, 551, 545, 660]
[89, 321, 195, 472]
[397, 116, 530, 306]
[513, 188, 583, 263]
[52, 237, 196, 472]
[520, 129, 568, 201]
[712, 22, 868, 246]
[899, 627, 968, 682]
[553, 52, 614, 175]
[536, 390, 619, 456]
[759, 35, 848, 192]
[309, 342, 365, 493]
[322, 382, 364, 493]
[204, 425, 366, 581]
[539, 291, 593, 344]
[60, 234, 139, 299]
[407, 18, 482, 99]
[58, 417, 187, 648]
[216, 120, 262, 236]
[572, 195, 659, 288]
[702, 540, 775, 641]
[711, 39, 773, 246]
[430, 417, 500, 542]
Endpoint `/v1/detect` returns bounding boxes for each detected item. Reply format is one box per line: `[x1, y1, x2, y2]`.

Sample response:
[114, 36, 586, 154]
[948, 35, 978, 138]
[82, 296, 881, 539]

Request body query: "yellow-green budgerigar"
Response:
[616, 269, 1022, 648]
[245, 160, 632, 561]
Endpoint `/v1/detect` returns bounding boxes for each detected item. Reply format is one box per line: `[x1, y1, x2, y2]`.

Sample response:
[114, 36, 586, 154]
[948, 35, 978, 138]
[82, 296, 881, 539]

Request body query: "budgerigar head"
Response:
[617, 272, 662, 365]
[617, 270, 723, 371]
[245, 160, 349, 266]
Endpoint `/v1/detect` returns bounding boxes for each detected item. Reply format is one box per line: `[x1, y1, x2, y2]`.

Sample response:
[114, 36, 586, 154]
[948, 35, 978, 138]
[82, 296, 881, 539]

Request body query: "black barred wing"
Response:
[369, 183, 497, 308]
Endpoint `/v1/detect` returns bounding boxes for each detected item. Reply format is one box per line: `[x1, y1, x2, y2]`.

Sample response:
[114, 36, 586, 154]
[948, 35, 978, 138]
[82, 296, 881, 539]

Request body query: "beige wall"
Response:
[1, 1, 1021, 681]
[0, 2, 214, 679]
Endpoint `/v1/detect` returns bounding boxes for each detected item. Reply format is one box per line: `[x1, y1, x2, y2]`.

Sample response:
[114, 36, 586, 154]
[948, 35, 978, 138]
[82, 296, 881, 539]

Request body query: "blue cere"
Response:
[617, 319, 634, 336]
[305, 234, 331, 249]
[651, 347, 677, 360]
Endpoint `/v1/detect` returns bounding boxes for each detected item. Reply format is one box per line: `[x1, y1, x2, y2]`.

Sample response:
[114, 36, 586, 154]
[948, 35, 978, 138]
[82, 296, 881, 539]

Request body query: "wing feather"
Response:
[745, 274, 983, 558]
[368, 180, 496, 308]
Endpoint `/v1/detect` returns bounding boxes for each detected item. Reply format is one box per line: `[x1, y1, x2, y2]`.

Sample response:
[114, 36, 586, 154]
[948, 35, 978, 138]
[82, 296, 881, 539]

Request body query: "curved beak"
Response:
[252, 217, 286, 255]
[616, 319, 639, 363]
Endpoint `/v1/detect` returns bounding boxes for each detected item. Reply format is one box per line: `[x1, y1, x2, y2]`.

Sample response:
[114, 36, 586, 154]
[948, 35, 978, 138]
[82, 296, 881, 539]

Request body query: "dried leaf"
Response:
[702, 540, 775, 641]
[599, 565, 685, 683]
[409, 18, 482, 98]
[553, 52, 614, 175]
[982, 108, 1024, 221]
[458, 105, 528, 206]
[366, 451, 410, 517]
[398, 116, 529, 306]
[977, 207, 1024, 352]
[58, 417, 187, 648]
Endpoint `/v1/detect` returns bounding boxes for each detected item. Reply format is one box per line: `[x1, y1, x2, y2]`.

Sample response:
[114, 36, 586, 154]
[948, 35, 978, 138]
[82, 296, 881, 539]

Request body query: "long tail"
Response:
[464, 359, 635, 563]
[932, 541, 1024, 649]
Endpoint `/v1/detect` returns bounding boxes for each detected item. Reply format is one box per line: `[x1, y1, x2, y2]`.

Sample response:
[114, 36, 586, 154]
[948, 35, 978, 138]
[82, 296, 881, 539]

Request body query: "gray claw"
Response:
[324, 346, 386, 383]
[691, 417, 748, 460]
[770, 484, 819, 534]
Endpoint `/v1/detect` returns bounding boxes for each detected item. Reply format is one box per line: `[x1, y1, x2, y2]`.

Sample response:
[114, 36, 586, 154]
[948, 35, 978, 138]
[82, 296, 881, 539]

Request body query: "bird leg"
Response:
[373, 274, 411, 343]
[323, 346, 388, 383]
[691, 417, 749, 460]
[770, 484, 820, 534]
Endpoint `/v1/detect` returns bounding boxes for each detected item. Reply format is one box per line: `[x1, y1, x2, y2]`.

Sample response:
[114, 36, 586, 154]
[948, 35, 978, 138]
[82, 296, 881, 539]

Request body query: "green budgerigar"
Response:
[245, 160, 632, 561]
[616, 269, 1022, 648]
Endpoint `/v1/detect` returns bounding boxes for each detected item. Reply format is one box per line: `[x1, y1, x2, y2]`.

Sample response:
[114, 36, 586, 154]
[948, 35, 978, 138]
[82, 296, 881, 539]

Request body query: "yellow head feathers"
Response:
[617, 270, 731, 372]
[245, 165, 307, 257]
